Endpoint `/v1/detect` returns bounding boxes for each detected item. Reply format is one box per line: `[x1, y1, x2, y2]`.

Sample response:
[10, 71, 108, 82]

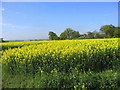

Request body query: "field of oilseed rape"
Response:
[2, 38, 120, 89]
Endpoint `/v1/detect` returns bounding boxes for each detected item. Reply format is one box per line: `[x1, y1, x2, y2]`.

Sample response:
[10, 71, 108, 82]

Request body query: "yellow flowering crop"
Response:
[2, 38, 119, 74]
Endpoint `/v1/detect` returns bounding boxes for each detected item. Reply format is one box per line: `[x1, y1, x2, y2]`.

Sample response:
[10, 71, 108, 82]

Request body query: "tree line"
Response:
[48, 24, 120, 40]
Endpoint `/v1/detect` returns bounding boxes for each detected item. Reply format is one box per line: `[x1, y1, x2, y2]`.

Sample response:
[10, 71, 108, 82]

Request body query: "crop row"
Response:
[2, 40, 49, 50]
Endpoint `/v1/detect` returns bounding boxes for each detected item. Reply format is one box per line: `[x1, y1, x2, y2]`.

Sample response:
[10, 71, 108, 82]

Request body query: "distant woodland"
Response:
[48, 24, 120, 40]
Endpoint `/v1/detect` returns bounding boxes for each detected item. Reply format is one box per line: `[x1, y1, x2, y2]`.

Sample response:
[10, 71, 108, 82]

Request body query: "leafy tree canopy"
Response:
[48, 31, 59, 40]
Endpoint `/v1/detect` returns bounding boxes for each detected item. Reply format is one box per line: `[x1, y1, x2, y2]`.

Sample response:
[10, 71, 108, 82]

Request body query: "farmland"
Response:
[1, 38, 120, 89]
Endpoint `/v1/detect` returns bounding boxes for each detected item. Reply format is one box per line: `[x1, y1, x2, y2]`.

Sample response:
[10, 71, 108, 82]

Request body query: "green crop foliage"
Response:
[2, 38, 120, 88]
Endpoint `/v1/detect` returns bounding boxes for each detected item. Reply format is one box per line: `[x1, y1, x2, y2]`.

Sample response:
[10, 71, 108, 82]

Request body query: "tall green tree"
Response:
[92, 30, 98, 37]
[113, 27, 120, 38]
[71, 31, 80, 39]
[87, 32, 94, 39]
[60, 28, 74, 40]
[48, 31, 59, 40]
[92, 30, 101, 38]
[95, 33, 101, 38]
[100, 24, 115, 37]
[60, 31, 67, 40]
[64, 28, 73, 39]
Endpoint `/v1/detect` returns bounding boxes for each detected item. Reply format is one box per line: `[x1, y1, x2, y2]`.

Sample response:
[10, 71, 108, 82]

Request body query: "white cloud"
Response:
[1, 8, 5, 11]
[0, 23, 14, 27]
[0, 23, 30, 29]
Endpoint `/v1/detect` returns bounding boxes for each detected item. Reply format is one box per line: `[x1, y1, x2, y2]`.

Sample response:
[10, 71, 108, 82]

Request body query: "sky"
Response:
[1, 2, 118, 40]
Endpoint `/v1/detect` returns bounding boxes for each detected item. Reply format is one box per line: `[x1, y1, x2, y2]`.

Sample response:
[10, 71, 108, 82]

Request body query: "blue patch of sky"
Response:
[2, 2, 118, 40]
